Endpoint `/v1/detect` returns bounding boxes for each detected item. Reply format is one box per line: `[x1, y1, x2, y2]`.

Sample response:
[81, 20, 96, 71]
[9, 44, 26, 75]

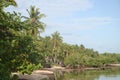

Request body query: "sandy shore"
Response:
[12, 64, 120, 80]
[12, 66, 64, 80]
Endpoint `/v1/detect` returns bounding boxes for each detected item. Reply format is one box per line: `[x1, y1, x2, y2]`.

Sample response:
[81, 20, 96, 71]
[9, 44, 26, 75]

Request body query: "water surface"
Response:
[55, 68, 120, 80]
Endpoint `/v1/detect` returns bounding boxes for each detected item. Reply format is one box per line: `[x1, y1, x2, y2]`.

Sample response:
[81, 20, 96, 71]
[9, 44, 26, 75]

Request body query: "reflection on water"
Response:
[54, 68, 120, 80]
[95, 75, 120, 80]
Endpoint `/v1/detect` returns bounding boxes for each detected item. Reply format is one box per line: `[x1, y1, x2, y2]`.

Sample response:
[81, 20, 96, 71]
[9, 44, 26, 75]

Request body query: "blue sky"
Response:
[5, 0, 120, 53]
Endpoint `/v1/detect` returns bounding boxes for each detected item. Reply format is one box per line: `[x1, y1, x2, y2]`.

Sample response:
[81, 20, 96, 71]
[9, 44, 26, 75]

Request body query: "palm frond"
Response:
[38, 14, 46, 19]
[21, 16, 29, 19]
[30, 6, 35, 18]
[26, 9, 30, 17]
[6, 0, 17, 7]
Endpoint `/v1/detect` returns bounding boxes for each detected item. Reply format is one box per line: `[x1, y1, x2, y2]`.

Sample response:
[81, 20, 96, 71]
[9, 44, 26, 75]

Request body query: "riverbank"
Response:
[12, 64, 120, 80]
[12, 66, 64, 80]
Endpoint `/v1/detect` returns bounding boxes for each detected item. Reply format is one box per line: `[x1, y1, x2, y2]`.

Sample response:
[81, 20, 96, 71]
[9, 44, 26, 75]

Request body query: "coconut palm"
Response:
[52, 31, 62, 51]
[23, 6, 45, 38]
[51, 31, 63, 64]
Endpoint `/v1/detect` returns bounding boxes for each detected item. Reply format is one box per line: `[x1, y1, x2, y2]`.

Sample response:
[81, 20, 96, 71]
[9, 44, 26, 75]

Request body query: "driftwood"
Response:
[106, 64, 120, 67]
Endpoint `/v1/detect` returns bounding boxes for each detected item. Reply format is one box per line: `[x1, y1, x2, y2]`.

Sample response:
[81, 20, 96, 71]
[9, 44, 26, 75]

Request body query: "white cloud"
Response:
[5, 0, 93, 15]
[38, 0, 93, 15]
[43, 17, 120, 33]
[5, 0, 94, 20]
[78, 17, 120, 23]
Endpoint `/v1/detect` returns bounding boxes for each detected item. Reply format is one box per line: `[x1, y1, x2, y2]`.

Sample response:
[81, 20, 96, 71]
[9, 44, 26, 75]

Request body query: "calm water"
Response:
[54, 68, 120, 80]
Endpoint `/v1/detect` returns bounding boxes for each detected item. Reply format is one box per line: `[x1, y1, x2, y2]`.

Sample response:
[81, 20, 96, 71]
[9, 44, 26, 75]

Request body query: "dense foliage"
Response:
[0, 0, 120, 79]
[0, 0, 43, 79]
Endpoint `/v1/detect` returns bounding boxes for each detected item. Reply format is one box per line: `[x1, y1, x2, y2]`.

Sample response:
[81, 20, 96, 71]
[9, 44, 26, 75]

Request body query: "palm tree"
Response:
[23, 6, 45, 38]
[52, 31, 62, 51]
[51, 31, 63, 64]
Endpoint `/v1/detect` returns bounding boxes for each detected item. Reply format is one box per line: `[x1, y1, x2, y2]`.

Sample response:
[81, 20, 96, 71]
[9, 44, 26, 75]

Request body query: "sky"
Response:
[5, 0, 120, 53]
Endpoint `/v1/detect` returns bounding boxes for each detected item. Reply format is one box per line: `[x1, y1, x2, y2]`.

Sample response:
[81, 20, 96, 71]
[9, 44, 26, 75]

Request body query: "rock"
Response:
[33, 70, 54, 75]
[51, 66, 65, 70]
[107, 64, 120, 67]
[12, 71, 52, 80]
[18, 74, 49, 80]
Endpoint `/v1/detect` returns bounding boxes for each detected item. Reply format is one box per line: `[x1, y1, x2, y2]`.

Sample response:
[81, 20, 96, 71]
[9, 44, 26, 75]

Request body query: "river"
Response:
[54, 67, 120, 80]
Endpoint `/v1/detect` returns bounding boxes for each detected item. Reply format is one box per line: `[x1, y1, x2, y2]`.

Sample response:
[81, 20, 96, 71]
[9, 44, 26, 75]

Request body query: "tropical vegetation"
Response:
[0, 0, 120, 79]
